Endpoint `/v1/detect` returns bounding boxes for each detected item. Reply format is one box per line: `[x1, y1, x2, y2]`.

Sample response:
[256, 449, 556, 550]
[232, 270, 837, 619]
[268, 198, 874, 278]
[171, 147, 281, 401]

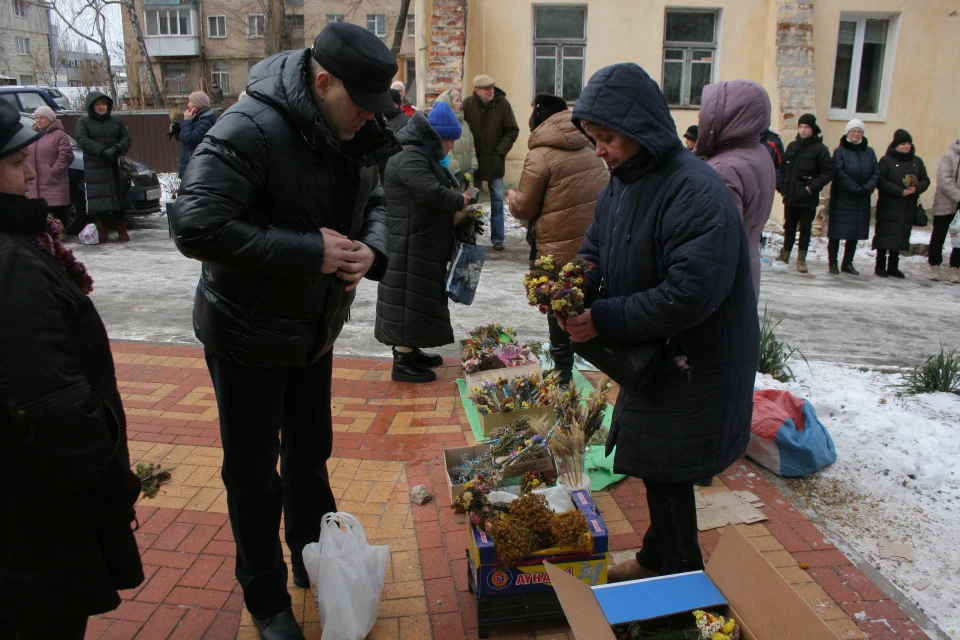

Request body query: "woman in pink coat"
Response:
[26, 105, 74, 222]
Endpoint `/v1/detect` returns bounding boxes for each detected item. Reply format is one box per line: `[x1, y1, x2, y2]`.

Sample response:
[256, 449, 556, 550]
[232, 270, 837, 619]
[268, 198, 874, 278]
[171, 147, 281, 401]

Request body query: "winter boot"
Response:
[391, 348, 436, 383]
[549, 340, 575, 388]
[928, 265, 941, 281]
[887, 254, 905, 279]
[777, 248, 790, 264]
[828, 262, 840, 275]
[411, 348, 444, 369]
[875, 253, 888, 277]
[841, 262, 860, 276]
[115, 218, 130, 242]
[96, 219, 109, 243]
[949, 267, 960, 284]
[796, 251, 808, 273]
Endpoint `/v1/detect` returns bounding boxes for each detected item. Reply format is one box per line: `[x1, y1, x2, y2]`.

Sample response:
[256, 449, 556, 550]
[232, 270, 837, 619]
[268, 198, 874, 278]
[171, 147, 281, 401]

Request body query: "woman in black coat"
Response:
[873, 129, 929, 278]
[0, 100, 144, 638]
[375, 103, 470, 383]
[75, 91, 132, 243]
[827, 120, 879, 274]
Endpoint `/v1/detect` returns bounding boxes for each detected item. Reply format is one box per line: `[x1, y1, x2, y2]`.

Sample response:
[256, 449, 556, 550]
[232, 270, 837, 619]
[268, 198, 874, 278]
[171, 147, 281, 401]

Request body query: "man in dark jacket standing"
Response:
[777, 113, 834, 273]
[562, 63, 759, 583]
[170, 23, 395, 640]
[462, 73, 520, 250]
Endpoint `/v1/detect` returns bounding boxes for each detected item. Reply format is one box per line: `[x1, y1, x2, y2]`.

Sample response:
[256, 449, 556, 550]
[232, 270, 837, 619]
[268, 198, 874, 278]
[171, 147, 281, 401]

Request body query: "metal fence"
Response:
[59, 110, 181, 174]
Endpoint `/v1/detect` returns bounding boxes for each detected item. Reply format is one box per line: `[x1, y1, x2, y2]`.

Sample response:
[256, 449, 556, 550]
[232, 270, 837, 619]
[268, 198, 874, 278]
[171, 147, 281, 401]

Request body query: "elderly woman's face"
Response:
[583, 121, 641, 169]
[846, 128, 863, 143]
[34, 114, 51, 129]
[0, 149, 36, 195]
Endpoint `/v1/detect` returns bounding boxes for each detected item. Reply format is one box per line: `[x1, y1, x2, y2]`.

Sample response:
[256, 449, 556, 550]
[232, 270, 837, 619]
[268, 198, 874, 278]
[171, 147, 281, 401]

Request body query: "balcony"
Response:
[145, 35, 199, 57]
[144, 6, 199, 57]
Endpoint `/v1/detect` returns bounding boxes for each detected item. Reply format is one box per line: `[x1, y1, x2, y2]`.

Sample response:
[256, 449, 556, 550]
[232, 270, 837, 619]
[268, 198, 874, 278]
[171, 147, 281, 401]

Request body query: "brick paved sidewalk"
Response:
[85, 342, 927, 639]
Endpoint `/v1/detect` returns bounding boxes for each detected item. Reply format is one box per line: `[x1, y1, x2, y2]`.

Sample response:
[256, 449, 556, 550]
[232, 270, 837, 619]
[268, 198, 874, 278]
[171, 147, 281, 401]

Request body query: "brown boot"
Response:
[96, 219, 109, 243]
[607, 558, 660, 583]
[115, 218, 130, 242]
[797, 251, 808, 273]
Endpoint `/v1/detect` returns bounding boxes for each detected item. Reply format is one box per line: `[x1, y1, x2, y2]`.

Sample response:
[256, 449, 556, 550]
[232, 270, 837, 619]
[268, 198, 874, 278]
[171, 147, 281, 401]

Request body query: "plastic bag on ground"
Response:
[302, 512, 389, 640]
[79, 223, 99, 245]
[746, 389, 837, 477]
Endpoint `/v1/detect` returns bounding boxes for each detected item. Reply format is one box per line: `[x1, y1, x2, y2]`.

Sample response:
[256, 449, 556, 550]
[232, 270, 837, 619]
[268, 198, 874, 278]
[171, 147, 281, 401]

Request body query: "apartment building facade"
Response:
[0, 0, 56, 86]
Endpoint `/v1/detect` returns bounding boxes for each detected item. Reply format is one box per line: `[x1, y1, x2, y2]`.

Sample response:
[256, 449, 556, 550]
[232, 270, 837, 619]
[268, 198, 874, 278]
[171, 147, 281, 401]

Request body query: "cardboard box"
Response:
[461, 339, 543, 390]
[444, 443, 557, 502]
[545, 525, 839, 639]
[467, 490, 609, 598]
[477, 405, 555, 438]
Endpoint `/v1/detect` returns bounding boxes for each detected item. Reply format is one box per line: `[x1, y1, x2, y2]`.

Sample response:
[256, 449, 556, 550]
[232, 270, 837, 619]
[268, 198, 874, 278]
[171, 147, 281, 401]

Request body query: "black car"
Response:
[22, 114, 163, 234]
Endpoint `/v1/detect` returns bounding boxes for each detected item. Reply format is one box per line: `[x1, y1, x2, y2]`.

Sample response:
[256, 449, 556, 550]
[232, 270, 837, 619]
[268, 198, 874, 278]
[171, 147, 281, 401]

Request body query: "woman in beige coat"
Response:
[929, 137, 960, 282]
[507, 93, 608, 385]
[435, 88, 478, 190]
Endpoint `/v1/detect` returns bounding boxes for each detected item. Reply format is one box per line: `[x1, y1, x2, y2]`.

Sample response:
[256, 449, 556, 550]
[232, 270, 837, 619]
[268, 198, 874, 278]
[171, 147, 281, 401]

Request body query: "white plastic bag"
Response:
[78, 223, 99, 245]
[486, 485, 574, 514]
[302, 512, 388, 640]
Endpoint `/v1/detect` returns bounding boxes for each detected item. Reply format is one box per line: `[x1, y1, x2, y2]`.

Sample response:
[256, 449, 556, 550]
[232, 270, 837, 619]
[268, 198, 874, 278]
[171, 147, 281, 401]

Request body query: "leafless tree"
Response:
[123, 0, 163, 106]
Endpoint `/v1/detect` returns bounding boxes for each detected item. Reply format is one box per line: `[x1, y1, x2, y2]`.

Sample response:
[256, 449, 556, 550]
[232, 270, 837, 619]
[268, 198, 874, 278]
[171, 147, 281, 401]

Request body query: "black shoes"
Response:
[887, 268, 906, 279]
[253, 609, 305, 640]
[392, 348, 437, 383]
[875, 268, 888, 278]
[841, 263, 860, 275]
[493, 242, 504, 251]
[412, 348, 444, 369]
[829, 263, 840, 275]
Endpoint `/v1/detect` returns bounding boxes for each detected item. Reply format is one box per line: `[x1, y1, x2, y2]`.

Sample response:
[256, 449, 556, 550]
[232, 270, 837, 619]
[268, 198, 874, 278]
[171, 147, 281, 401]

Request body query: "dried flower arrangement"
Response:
[693, 610, 740, 640]
[522, 255, 593, 319]
[468, 373, 554, 415]
[461, 323, 538, 373]
[530, 378, 614, 488]
[611, 610, 739, 640]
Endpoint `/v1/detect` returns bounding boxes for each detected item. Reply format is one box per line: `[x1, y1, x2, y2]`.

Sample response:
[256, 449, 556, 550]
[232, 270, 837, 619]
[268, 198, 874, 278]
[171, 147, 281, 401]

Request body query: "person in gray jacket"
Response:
[929, 136, 960, 282]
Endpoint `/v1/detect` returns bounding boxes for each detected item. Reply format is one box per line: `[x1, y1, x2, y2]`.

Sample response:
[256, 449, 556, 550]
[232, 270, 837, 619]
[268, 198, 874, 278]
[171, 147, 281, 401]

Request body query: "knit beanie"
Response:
[427, 101, 462, 140]
[892, 129, 912, 146]
[189, 91, 211, 109]
[798, 113, 817, 128]
[529, 93, 568, 131]
[845, 119, 866, 135]
[33, 106, 56, 122]
[683, 124, 699, 142]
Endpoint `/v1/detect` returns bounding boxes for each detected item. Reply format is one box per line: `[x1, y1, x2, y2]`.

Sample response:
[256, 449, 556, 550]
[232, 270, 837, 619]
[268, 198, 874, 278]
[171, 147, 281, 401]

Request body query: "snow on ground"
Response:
[158, 173, 179, 203]
[756, 362, 960, 637]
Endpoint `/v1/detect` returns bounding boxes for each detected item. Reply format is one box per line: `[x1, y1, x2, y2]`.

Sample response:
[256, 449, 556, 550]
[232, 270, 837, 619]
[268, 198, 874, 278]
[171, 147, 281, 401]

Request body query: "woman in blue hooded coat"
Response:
[560, 63, 759, 582]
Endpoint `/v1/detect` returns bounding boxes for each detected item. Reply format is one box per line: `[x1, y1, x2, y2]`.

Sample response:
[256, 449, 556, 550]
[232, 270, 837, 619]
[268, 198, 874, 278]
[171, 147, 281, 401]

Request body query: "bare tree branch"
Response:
[390, 0, 411, 57]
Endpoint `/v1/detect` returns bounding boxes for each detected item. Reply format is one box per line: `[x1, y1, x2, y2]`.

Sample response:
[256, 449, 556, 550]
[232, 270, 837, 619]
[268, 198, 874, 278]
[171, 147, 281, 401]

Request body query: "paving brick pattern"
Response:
[80, 343, 923, 639]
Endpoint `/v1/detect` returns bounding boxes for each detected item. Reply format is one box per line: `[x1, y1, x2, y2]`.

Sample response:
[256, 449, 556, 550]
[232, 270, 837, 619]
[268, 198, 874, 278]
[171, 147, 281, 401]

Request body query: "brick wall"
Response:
[776, 1, 817, 132]
[426, 0, 467, 107]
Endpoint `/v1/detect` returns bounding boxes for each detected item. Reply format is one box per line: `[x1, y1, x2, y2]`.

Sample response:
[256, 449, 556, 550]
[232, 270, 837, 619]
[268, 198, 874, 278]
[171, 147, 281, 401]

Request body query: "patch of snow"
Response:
[756, 362, 960, 637]
[158, 173, 179, 203]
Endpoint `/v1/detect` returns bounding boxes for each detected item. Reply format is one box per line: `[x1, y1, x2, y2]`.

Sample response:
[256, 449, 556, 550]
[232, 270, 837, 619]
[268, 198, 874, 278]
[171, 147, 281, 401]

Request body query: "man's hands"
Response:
[903, 186, 917, 196]
[556, 309, 599, 343]
[507, 188, 517, 209]
[320, 228, 376, 292]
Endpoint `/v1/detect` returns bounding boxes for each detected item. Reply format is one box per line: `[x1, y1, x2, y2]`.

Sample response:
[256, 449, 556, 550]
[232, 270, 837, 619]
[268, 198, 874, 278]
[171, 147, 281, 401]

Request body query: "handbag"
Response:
[914, 203, 928, 227]
[572, 338, 666, 393]
[445, 240, 485, 305]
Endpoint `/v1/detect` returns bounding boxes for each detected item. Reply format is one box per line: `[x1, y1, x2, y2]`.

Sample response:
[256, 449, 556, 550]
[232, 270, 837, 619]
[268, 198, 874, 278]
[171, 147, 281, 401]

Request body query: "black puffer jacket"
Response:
[573, 63, 759, 484]
[375, 112, 463, 349]
[873, 145, 929, 252]
[0, 195, 143, 620]
[828, 136, 879, 240]
[171, 50, 395, 367]
[779, 131, 834, 207]
[74, 92, 131, 214]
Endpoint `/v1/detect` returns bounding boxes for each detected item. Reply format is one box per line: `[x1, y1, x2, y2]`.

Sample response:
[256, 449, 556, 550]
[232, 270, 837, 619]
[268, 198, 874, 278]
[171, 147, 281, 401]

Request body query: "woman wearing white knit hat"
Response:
[826, 118, 878, 274]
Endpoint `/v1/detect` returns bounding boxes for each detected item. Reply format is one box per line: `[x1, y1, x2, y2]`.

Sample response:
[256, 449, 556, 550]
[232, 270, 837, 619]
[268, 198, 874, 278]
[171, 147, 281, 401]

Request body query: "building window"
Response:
[163, 62, 190, 95]
[247, 14, 265, 38]
[145, 9, 193, 36]
[830, 16, 897, 119]
[15, 37, 29, 55]
[366, 14, 385, 37]
[407, 13, 415, 37]
[533, 6, 586, 103]
[13, 0, 25, 18]
[208, 15, 226, 38]
[662, 10, 718, 108]
[211, 61, 229, 94]
[326, 14, 344, 24]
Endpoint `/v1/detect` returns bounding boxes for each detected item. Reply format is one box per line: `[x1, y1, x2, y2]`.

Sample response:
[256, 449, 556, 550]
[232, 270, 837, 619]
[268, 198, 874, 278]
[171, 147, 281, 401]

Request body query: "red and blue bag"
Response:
[746, 389, 837, 477]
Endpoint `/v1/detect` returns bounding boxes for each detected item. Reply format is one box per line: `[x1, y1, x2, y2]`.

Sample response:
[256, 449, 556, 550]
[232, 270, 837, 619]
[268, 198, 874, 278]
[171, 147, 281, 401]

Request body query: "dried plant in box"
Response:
[508, 492, 556, 547]
[486, 518, 533, 564]
[552, 510, 590, 549]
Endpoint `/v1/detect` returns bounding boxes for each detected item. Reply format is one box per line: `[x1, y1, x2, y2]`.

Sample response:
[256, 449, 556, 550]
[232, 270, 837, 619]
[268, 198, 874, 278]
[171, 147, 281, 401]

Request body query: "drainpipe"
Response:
[415, 0, 426, 108]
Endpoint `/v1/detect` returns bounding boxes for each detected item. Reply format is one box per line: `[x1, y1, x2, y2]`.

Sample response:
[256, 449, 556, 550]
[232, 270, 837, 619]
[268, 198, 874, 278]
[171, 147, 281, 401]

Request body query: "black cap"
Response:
[798, 113, 817, 128]
[683, 124, 699, 142]
[892, 128, 912, 146]
[0, 100, 41, 160]
[312, 22, 398, 114]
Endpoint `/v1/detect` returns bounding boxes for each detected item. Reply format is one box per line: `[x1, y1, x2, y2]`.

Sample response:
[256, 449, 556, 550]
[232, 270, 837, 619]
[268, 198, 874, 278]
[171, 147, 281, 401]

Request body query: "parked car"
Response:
[0, 86, 63, 114]
[26, 86, 71, 110]
[21, 114, 162, 234]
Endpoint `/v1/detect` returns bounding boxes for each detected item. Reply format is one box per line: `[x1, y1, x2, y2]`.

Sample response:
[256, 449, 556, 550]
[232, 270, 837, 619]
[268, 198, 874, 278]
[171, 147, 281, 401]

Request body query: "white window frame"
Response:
[827, 13, 901, 122]
[662, 9, 720, 109]
[366, 13, 386, 37]
[532, 5, 588, 104]
[13, 0, 25, 19]
[326, 14, 344, 24]
[144, 8, 194, 37]
[246, 14, 265, 39]
[15, 37, 29, 55]
[211, 62, 229, 94]
[207, 15, 226, 38]
[406, 13, 415, 37]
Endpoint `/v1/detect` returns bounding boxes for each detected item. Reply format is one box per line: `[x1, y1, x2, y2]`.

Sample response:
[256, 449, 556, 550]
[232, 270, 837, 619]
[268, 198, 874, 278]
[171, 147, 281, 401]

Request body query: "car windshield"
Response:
[45, 89, 62, 98]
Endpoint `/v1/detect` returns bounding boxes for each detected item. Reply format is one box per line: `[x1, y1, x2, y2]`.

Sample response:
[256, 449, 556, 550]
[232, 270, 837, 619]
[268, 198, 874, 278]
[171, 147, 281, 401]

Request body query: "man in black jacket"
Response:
[777, 113, 835, 273]
[170, 23, 396, 640]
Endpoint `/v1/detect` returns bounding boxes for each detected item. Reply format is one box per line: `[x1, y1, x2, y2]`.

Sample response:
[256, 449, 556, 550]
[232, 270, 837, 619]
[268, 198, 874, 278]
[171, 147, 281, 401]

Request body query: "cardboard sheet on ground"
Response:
[695, 488, 768, 531]
[456, 368, 625, 490]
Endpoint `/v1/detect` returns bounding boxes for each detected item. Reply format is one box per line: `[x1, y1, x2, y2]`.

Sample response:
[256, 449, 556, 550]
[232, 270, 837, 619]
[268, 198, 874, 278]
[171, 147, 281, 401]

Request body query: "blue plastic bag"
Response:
[445, 241, 485, 305]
